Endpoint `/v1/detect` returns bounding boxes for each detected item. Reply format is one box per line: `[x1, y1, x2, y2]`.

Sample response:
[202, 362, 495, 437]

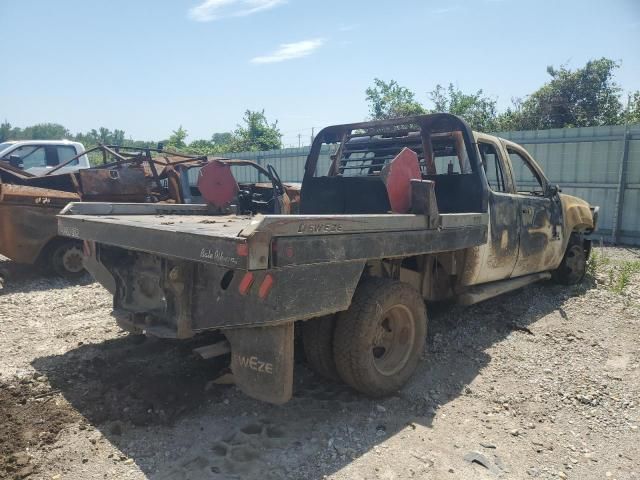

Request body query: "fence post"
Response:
[612, 127, 631, 245]
[256, 153, 264, 183]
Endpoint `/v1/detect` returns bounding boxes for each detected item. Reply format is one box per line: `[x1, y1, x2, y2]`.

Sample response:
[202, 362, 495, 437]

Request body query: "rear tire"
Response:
[50, 240, 86, 280]
[0, 267, 7, 290]
[333, 278, 427, 397]
[302, 315, 340, 381]
[552, 235, 588, 285]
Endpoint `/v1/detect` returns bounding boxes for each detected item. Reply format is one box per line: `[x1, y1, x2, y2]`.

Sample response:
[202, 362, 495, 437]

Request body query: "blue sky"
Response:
[1, 0, 639, 146]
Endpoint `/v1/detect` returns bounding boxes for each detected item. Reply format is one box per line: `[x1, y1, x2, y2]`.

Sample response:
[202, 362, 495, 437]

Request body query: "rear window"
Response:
[430, 133, 471, 175]
[339, 131, 424, 177]
[56, 145, 79, 166]
[335, 129, 472, 176]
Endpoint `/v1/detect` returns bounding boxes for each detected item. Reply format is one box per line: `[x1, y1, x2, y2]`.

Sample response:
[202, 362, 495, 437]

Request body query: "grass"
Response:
[587, 249, 639, 294]
[611, 260, 640, 294]
[586, 249, 610, 280]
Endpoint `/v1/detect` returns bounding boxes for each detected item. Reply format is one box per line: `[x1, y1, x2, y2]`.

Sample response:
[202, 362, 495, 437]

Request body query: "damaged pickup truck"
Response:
[58, 114, 598, 404]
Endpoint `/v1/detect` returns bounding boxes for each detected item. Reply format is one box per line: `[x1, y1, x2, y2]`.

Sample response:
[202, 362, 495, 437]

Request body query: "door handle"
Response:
[522, 207, 534, 215]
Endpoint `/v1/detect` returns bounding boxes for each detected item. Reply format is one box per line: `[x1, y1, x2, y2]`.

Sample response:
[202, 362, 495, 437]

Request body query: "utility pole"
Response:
[310, 127, 315, 146]
[298, 133, 302, 148]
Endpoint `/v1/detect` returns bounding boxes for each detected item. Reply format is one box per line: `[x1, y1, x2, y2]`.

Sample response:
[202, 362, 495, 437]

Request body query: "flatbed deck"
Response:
[59, 203, 489, 270]
[64, 214, 252, 238]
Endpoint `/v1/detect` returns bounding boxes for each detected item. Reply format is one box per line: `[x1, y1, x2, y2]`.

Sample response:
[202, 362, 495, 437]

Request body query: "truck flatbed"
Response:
[59, 202, 488, 270]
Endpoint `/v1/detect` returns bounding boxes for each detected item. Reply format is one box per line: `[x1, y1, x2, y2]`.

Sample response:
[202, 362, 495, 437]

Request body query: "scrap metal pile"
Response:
[0, 145, 298, 280]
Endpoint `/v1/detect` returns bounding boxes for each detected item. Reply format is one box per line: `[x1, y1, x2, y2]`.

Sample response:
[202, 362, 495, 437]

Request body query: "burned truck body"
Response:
[1, 145, 296, 278]
[58, 114, 597, 404]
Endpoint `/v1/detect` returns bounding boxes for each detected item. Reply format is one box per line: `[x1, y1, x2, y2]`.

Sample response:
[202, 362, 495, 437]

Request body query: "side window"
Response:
[478, 142, 507, 192]
[11, 145, 47, 169]
[55, 146, 79, 166]
[431, 132, 472, 175]
[508, 148, 544, 195]
[433, 152, 461, 174]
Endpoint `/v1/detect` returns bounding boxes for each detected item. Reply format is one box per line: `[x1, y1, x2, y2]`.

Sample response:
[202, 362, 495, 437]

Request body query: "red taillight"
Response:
[236, 243, 249, 257]
[258, 274, 274, 299]
[238, 272, 254, 295]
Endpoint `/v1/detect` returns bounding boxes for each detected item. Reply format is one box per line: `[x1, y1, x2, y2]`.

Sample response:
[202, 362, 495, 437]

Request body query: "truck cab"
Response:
[0, 140, 90, 175]
[464, 132, 595, 289]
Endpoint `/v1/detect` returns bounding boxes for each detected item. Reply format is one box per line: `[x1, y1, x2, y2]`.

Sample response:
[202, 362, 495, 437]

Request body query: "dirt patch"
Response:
[0, 247, 639, 479]
[34, 334, 229, 428]
[0, 378, 78, 479]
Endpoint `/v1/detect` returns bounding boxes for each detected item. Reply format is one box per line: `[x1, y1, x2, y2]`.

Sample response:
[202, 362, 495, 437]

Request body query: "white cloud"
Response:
[338, 24, 359, 32]
[188, 0, 285, 22]
[431, 6, 461, 14]
[250, 38, 325, 64]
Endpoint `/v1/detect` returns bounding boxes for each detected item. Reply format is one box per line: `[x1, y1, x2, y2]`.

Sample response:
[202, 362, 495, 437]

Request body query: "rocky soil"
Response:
[0, 246, 638, 480]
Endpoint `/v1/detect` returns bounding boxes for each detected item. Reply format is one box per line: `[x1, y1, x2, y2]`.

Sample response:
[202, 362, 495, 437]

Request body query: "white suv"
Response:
[0, 140, 90, 175]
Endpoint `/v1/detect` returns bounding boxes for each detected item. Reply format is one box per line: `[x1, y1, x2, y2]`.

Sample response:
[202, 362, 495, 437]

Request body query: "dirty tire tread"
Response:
[333, 278, 427, 397]
[301, 316, 340, 382]
[552, 235, 587, 285]
[49, 240, 86, 280]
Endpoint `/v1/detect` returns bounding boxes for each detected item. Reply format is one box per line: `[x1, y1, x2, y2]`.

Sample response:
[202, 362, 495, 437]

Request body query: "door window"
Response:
[508, 148, 544, 195]
[9, 145, 47, 169]
[478, 142, 508, 192]
[55, 146, 79, 166]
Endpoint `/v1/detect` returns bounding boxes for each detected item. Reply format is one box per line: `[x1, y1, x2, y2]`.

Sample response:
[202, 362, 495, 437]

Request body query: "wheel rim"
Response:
[565, 245, 585, 281]
[61, 246, 84, 274]
[372, 304, 416, 376]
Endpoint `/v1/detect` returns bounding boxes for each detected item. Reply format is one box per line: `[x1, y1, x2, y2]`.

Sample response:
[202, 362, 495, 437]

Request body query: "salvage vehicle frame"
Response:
[1, 144, 289, 277]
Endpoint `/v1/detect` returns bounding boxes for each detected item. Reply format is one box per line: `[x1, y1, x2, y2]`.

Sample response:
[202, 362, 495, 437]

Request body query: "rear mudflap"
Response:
[224, 322, 294, 405]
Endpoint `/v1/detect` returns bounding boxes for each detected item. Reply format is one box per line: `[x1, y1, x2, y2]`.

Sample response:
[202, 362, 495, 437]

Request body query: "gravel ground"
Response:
[0, 246, 638, 480]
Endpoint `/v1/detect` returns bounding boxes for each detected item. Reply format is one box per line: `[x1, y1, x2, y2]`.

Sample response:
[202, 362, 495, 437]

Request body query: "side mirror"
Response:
[8, 154, 24, 169]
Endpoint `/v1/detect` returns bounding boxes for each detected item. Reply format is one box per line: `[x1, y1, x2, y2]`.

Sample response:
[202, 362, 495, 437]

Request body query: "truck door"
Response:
[50, 145, 81, 174]
[507, 144, 564, 277]
[472, 139, 520, 284]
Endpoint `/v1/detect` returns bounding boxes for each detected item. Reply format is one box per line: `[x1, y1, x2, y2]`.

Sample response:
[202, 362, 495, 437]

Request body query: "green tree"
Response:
[622, 91, 640, 125]
[427, 84, 499, 131]
[211, 132, 232, 147]
[228, 110, 282, 152]
[166, 126, 188, 150]
[0, 122, 14, 142]
[22, 123, 70, 140]
[123, 138, 157, 149]
[187, 139, 218, 155]
[73, 127, 127, 148]
[506, 58, 624, 129]
[365, 78, 426, 119]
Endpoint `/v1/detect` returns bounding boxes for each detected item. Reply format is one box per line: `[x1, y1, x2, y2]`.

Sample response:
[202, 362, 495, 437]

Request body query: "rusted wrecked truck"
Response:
[1, 145, 296, 279]
[58, 114, 598, 404]
[0, 146, 185, 278]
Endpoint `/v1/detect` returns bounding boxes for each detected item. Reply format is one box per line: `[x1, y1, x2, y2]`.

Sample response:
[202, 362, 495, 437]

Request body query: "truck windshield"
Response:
[0, 142, 14, 155]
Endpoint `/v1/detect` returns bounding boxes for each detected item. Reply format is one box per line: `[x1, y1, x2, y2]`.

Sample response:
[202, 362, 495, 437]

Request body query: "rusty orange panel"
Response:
[0, 184, 79, 264]
[79, 167, 151, 201]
